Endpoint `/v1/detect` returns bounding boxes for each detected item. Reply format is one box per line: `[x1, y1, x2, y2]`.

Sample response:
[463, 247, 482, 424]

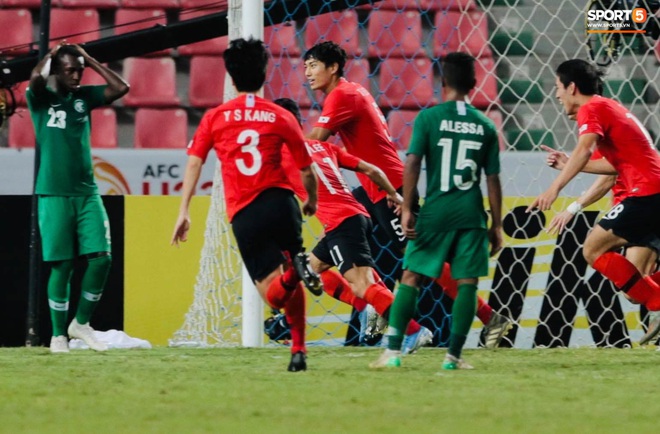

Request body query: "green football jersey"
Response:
[407, 100, 500, 232]
[27, 85, 107, 196]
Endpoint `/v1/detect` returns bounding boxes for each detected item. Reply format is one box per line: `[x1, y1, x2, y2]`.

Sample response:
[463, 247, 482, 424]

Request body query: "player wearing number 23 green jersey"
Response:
[407, 100, 500, 233]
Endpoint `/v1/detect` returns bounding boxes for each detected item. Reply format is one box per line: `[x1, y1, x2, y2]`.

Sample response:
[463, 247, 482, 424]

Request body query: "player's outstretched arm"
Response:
[28, 43, 64, 97]
[171, 156, 203, 246]
[541, 144, 617, 175]
[527, 133, 598, 212]
[354, 160, 403, 212]
[299, 166, 318, 216]
[73, 44, 129, 103]
[486, 174, 503, 256]
[547, 174, 616, 235]
[307, 126, 332, 142]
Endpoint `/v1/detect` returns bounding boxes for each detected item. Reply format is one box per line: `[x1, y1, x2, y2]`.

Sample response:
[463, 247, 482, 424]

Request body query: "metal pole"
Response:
[26, 0, 51, 347]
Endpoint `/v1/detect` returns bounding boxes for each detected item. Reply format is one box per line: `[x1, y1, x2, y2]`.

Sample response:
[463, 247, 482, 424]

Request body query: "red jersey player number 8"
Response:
[236, 129, 261, 176]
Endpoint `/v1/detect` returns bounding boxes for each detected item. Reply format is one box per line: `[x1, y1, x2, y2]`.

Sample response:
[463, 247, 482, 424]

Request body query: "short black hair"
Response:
[556, 59, 604, 96]
[223, 38, 268, 92]
[52, 45, 83, 74]
[303, 41, 347, 77]
[441, 52, 476, 94]
[273, 98, 302, 126]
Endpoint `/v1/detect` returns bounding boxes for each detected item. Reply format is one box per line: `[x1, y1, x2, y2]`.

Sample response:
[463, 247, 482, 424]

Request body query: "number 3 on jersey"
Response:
[236, 129, 261, 176]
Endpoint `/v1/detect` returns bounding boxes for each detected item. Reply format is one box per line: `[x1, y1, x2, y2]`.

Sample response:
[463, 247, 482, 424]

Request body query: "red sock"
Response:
[321, 270, 367, 311]
[593, 252, 660, 305]
[266, 276, 295, 309]
[435, 263, 492, 324]
[363, 282, 394, 317]
[405, 319, 421, 335]
[649, 270, 660, 286]
[284, 283, 306, 354]
[371, 269, 385, 286]
[281, 266, 300, 289]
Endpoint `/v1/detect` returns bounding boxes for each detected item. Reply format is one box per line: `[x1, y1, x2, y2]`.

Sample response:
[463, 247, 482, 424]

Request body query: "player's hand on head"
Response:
[171, 215, 191, 246]
[547, 210, 574, 235]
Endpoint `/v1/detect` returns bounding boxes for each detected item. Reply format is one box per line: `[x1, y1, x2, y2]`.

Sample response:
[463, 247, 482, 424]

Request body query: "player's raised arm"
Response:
[72, 44, 129, 103]
[541, 144, 617, 174]
[29, 43, 64, 97]
[547, 174, 616, 235]
[527, 132, 597, 212]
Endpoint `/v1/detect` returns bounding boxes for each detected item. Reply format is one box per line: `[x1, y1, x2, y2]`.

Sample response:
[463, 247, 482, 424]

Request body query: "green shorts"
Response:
[38, 195, 111, 262]
[403, 228, 489, 279]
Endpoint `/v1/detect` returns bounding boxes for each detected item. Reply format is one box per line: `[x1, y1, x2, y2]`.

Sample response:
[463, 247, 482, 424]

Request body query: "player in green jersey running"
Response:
[27, 43, 129, 353]
[370, 52, 503, 370]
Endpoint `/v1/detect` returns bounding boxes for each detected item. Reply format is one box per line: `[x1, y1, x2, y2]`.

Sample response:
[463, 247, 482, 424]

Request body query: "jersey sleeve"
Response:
[82, 85, 108, 110]
[314, 89, 354, 132]
[577, 103, 604, 138]
[187, 110, 214, 162]
[483, 123, 501, 176]
[331, 143, 361, 170]
[281, 113, 312, 169]
[407, 111, 428, 156]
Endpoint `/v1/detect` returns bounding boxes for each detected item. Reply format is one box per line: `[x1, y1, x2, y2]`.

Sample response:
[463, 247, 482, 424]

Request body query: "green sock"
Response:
[448, 283, 478, 359]
[76, 255, 111, 325]
[48, 261, 74, 336]
[387, 283, 419, 351]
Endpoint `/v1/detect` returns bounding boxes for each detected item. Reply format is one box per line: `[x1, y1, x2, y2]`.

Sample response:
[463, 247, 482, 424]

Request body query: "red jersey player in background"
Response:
[303, 41, 512, 348]
[541, 145, 660, 344]
[171, 38, 320, 372]
[275, 98, 433, 354]
[528, 58, 660, 313]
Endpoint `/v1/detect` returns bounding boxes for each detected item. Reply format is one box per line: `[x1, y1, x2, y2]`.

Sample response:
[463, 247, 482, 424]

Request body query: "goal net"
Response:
[170, 0, 660, 349]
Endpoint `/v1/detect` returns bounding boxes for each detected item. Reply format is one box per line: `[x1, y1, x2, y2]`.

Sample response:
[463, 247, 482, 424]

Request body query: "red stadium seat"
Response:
[469, 56, 499, 110]
[264, 57, 312, 108]
[122, 57, 180, 108]
[115, 9, 170, 56]
[134, 108, 188, 148]
[120, 0, 179, 8]
[60, 0, 119, 8]
[189, 56, 225, 108]
[91, 108, 118, 148]
[50, 9, 100, 46]
[179, 0, 227, 8]
[367, 10, 423, 58]
[2, 0, 49, 8]
[13, 81, 29, 107]
[305, 10, 361, 57]
[344, 58, 371, 90]
[265, 23, 301, 57]
[434, 0, 477, 11]
[378, 57, 436, 110]
[177, 8, 227, 56]
[368, 0, 431, 10]
[387, 109, 417, 150]
[485, 108, 506, 150]
[0, 9, 34, 56]
[8, 112, 35, 148]
[434, 10, 492, 58]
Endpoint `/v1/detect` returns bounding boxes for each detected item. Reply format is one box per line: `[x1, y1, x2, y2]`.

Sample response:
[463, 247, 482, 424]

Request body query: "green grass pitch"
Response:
[1, 346, 659, 434]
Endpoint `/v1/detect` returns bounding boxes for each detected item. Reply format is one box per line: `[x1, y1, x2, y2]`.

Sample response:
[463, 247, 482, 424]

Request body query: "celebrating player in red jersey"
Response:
[276, 98, 433, 353]
[528, 58, 660, 312]
[171, 38, 320, 372]
[303, 41, 512, 347]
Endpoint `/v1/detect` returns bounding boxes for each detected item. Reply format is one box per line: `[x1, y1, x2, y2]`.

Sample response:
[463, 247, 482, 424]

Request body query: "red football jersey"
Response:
[283, 140, 369, 232]
[314, 78, 403, 203]
[577, 95, 660, 199]
[188, 94, 311, 221]
[591, 148, 627, 205]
